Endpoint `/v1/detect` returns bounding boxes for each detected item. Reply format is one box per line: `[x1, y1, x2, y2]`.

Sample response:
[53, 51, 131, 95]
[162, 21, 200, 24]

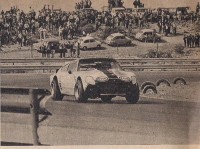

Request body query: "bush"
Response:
[142, 49, 172, 58]
[174, 44, 185, 54]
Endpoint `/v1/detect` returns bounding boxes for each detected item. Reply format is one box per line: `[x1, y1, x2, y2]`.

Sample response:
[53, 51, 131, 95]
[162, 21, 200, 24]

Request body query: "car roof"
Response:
[78, 58, 116, 62]
[141, 29, 154, 32]
[109, 33, 124, 37]
[79, 36, 95, 40]
[112, 7, 125, 10]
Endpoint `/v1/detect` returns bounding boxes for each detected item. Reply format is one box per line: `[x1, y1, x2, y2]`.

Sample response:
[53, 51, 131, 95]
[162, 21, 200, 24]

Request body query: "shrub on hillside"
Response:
[174, 44, 185, 54]
[142, 49, 172, 58]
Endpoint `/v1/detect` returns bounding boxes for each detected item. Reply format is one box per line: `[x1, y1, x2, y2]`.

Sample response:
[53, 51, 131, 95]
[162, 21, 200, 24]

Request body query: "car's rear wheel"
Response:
[101, 96, 112, 103]
[74, 79, 88, 103]
[126, 83, 140, 104]
[83, 46, 87, 51]
[126, 41, 131, 46]
[97, 44, 101, 48]
[51, 79, 64, 101]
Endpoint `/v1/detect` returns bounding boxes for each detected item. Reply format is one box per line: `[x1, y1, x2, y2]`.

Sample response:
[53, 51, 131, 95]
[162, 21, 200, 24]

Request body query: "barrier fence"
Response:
[1, 87, 50, 145]
[0, 58, 200, 72]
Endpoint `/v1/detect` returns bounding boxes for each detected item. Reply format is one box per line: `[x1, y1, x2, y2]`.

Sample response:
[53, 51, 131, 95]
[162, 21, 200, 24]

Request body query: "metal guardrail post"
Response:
[30, 89, 41, 145]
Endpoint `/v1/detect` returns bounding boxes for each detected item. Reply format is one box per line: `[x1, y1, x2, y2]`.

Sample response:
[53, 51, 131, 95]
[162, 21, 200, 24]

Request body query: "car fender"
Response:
[50, 74, 56, 85]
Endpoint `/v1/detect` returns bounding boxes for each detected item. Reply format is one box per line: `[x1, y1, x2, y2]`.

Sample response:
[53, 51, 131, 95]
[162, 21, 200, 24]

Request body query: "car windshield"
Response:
[107, 35, 114, 39]
[78, 59, 122, 71]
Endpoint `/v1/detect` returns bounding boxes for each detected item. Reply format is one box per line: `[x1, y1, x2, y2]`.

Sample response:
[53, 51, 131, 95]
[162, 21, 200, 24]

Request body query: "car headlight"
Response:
[119, 76, 131, 82]
[85, 76, 95, 85]
[131, 76, 137, 84]
[96, 77, 109, 82]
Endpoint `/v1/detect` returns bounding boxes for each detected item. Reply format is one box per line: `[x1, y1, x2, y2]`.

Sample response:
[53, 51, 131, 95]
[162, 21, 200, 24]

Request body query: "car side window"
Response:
[84, 40, 89, 43]
[67, 62, 77, 73]
[121, 36, 125, 39]
[90, 39, 95, 42]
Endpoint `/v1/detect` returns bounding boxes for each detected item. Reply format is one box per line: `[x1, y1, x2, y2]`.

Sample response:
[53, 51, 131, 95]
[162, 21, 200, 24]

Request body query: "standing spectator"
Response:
[69, 41, 73, 57]
[191, 34, 195, 48]
[38, 26, 43, 41]
[183, 35, 187, 47]
[171, 22, 177, 35]
[187, 34, 191, 48]
[189, 34, 194, 48]
[40, 42, 46, 57]
[59, 43, 64, 58]
[17, 32, 23, 47]
[195, 33, 199, 47]
[66, 41, 71, 57]
[76, 41, 80, 58]
[59, 25, 64, 40]
[42, 27, 47, 40]
[46, 43, 51, 58]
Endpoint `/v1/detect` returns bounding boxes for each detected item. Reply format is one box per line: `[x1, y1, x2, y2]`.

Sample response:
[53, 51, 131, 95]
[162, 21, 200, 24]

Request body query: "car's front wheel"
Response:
[51, 79, 64, 101]
[126, 83, 140, 104]
[101, 96, 112, 103]
[97, 44, 101, 49]
[74, 79, 88, 103]
[83, 46, 87, 51]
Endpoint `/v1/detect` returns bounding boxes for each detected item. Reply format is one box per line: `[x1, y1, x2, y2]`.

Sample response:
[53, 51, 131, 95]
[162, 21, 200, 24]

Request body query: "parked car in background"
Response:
[77, 36, 101, 50]
[131, 8, 150, 16]
[111, 7, 125, 16]
[106, 33, 132, 46]
[135, 29, 161, 42]
[37, 40, 61, 53]
[50, 58, 139, 103]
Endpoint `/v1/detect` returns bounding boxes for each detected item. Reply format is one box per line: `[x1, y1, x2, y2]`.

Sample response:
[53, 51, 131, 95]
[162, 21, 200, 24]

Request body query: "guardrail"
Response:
[0, 58, 200, 64]
[1, 87, 50, 145]
[0, 58, 200, 72]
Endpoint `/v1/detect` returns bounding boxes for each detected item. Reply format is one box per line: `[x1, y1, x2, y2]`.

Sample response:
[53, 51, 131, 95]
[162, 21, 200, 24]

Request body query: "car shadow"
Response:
[62, 97, 164, 105]
[81, 47, 107, 51]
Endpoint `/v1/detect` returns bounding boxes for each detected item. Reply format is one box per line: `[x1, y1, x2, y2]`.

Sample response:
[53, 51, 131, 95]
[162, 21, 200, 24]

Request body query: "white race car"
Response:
[50, 58, 139, 103]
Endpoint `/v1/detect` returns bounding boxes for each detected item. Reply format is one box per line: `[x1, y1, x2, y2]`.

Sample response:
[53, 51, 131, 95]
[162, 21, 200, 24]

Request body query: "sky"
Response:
[0, 0, 199, 12]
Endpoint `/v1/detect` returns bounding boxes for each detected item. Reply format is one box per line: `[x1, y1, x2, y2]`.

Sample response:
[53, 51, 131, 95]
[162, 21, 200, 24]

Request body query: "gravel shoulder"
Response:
[141, 82, 200, 103]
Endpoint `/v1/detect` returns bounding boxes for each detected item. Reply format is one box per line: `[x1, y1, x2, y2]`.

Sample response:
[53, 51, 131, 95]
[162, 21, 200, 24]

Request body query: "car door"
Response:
[61, 61, 77, 95]
[114, 36, 121, 45]
[117, 36, 124, 45]
[89, 39, 96, 48]
[83, 39, 90, 48]
[120, 36, 126, 45]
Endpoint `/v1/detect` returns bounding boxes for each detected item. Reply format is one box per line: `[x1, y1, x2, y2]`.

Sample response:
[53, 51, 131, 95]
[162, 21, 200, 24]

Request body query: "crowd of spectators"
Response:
[39, 40, 80, 58]
[183, 33, 200, 48]
[0, 1, 199, 56]
[75, 0, 92, 10]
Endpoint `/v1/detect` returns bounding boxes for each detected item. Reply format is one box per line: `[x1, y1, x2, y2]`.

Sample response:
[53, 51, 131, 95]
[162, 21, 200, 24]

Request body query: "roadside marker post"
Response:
[30, 89, 41, 145]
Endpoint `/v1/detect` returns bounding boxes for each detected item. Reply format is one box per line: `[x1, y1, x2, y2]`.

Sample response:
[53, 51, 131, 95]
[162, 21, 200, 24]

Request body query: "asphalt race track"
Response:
[1, 71, 200, 145]
[1, 71, 200, 89]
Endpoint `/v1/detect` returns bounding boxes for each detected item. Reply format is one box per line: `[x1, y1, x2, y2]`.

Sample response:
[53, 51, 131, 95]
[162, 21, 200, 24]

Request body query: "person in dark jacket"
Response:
[187, 34, 192, 48]
[195, 33, 199, 47]
[191, 34, 195, 48]
[183, 35, 187, 47]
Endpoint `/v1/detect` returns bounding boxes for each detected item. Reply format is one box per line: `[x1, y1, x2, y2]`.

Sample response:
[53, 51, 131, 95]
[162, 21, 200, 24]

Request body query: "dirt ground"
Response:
[141, 82, 200, 103]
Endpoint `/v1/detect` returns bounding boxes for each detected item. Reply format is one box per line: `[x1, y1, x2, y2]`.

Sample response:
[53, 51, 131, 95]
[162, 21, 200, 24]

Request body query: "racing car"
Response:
[50, 58, 139, 103]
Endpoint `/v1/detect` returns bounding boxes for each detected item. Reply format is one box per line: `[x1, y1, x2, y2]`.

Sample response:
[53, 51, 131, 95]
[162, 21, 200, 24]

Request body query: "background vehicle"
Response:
[77, 36, 101, 50]
[37, 40, 61, 53]
[131, 8, 150, 16]
[50, 58, 139, 104]
[105, 33, 132, 46]
[135, 29, 161, 42]
[111, 7, 125, 16]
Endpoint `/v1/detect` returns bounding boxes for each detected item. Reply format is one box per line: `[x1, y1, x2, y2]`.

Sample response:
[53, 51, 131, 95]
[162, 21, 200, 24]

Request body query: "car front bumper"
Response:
[85, 79, 135, 98]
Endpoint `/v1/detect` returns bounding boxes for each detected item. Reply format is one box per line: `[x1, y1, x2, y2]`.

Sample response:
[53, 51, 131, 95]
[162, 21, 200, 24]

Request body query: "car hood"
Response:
[74, 69, 136, 80]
